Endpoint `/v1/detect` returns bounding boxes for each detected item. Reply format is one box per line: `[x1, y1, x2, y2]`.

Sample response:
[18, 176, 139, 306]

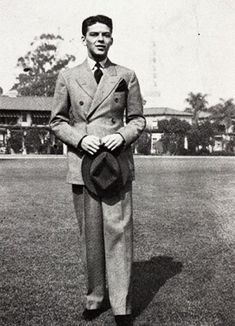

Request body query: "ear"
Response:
[81, 35, 86, 46]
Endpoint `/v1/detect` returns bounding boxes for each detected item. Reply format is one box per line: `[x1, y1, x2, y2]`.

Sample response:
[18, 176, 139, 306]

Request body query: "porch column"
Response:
[63, 143, 67, 155]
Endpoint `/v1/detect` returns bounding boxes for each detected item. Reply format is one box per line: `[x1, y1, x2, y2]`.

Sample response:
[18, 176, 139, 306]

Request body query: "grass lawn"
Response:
[0, 157, 234, 326]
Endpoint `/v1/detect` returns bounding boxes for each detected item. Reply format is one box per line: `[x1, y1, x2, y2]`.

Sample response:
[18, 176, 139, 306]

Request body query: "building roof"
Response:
[144, 107, 192, 117]
[0, 96, 192, 118]
[0, 96, 53, 111]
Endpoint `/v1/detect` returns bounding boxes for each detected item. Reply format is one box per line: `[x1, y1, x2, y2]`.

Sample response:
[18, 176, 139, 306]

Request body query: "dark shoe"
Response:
[82, 308, 104, 321]
[115, 315, 133, 326]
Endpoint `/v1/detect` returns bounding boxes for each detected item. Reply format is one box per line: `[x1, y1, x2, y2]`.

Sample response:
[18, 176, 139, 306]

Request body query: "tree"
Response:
[8, 130, 24, 153]
[24, 129, 42, 153]
[135, 130, 151, 154]
[158, 118, 191, 154]
[185, 92, 208, 126]
[12, 34, 76, 96]
[208, 98, 235, 133]
[158, 118, 191, 135]
[187, 121, 215, 153]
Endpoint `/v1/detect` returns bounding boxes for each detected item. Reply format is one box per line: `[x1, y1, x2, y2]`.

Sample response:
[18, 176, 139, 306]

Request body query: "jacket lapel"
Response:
[87, 60, 122, 119]
[75, 59, 97, 99]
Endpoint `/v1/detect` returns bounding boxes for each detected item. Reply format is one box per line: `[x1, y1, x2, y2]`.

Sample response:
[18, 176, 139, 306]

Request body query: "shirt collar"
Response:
[87, 56, 108, 70]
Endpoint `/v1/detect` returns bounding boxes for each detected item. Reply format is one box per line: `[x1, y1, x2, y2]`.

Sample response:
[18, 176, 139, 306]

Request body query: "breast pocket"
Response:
[112, 91, 126, 108]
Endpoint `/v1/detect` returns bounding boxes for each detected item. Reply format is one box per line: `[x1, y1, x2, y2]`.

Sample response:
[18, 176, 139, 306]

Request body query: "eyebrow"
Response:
[89, 32, 111, 35]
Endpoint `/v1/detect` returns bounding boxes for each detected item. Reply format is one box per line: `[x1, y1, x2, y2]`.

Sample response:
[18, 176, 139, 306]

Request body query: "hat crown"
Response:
[90, 152, 120, 190]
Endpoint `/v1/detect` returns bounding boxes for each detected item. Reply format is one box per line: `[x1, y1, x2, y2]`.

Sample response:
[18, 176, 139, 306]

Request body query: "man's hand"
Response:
[80, 135, 101, 155]
[101, 134, 124, 151]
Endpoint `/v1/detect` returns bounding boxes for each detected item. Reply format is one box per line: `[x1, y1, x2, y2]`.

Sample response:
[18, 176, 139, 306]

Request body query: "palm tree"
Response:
[209, 98, 235, 133]
[185, 92, 208, 125]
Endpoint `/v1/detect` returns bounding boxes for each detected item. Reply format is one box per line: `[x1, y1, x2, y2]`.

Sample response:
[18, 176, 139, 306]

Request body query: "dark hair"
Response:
[82, 15, 113, 36]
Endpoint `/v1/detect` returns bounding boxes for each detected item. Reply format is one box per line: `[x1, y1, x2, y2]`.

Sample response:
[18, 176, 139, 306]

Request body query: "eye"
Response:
[89, 32, 99, 37]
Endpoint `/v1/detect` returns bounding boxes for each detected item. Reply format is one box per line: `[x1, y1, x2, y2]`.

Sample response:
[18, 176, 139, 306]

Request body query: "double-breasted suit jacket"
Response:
[50, 59, 146, 183]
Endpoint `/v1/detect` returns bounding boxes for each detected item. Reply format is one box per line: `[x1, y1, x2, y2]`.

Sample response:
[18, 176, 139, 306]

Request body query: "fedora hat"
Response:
[81, 146, 129, 197]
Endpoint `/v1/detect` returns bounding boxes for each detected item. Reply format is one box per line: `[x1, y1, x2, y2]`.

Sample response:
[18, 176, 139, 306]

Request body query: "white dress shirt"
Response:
[87, 57, 108, 73]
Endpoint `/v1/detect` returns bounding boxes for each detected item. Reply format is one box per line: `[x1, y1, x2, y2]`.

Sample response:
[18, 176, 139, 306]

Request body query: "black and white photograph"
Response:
[0, 1, 234, 325]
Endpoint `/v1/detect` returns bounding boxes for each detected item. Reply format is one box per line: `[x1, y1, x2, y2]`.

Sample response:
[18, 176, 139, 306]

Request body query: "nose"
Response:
[97, 33, 104, 42]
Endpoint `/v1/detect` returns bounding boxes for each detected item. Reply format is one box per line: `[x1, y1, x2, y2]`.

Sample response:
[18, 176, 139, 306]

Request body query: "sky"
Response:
[0, 0, 235, 110]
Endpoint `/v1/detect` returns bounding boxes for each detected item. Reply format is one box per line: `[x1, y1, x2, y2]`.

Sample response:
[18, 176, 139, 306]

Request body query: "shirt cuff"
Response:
[77, 135, 87, 150]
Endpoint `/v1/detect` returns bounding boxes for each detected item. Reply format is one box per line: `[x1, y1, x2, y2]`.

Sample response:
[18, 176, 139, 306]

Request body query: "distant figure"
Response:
[50, 15, 145, 326]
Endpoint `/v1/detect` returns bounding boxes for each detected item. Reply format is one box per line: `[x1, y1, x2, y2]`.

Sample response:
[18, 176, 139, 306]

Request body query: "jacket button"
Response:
[111, 118, 116, 124]
[79, 101, 84, 105]
[114, 98, 119, 103]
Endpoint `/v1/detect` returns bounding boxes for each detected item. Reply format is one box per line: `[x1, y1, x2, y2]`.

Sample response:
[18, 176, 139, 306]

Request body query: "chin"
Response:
[93, 53, 107, 61]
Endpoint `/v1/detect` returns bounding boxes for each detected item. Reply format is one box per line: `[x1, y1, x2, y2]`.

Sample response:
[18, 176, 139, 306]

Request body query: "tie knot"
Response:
[95, 62, 102, 69]
[94, 62, 103, 84]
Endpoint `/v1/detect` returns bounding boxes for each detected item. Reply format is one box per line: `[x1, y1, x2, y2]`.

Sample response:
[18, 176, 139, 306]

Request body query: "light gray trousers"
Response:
[72, 182, 133, 315]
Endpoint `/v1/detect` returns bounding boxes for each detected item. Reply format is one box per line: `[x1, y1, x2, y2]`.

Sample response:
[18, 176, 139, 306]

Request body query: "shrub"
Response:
[8, 130, 23, 153]
[135, 130, 151, 155]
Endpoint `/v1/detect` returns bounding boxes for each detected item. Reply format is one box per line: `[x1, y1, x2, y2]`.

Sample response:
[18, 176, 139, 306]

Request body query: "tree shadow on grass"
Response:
[132, 256, 183, 318]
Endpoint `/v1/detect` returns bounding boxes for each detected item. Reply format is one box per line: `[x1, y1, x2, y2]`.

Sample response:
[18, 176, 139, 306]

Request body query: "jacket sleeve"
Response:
[50, 72, 87, 148]
[117, 71, 146, 146]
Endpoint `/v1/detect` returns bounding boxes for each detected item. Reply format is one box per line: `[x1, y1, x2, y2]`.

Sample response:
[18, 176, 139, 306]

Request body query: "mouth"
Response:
[96, 45, 106, 50]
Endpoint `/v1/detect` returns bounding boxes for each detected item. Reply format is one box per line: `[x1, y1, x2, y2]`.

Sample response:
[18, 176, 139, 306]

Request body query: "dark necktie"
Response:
[94, 62, 103, 84]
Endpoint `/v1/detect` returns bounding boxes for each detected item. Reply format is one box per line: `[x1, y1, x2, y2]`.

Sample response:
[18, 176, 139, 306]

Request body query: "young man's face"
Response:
[82, 22, 113, 61]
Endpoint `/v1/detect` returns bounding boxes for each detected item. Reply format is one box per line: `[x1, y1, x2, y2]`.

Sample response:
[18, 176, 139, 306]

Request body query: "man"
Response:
[50, 15, 145, 325]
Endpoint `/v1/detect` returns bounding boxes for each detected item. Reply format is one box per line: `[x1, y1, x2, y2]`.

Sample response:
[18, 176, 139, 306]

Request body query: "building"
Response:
[144, 107, 192, 153]
[0, 96, 64, 154]
[0, 96, 52, 127]
[145, 106, 192, 128]
[1, 96, 233, 155]
[0, 96, 194, 155]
